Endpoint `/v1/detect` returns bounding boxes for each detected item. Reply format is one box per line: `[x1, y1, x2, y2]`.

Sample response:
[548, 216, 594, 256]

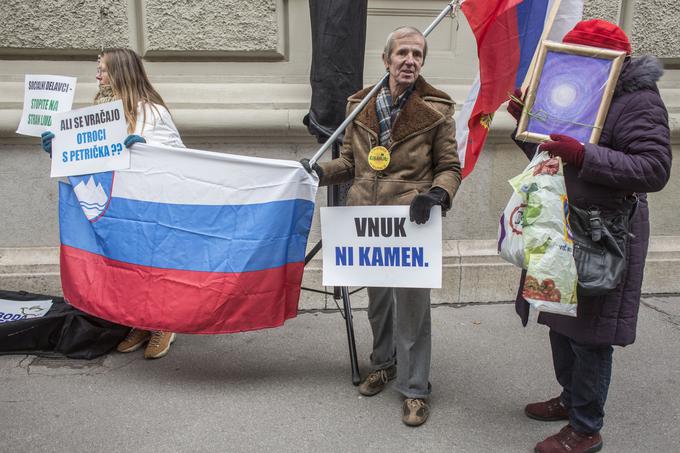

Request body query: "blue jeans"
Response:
[550, 329, 614, 434]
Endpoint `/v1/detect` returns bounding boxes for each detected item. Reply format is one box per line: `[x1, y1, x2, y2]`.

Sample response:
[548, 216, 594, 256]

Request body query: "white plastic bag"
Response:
[509, 151, 578, 317]
[498, 191, 526, 268]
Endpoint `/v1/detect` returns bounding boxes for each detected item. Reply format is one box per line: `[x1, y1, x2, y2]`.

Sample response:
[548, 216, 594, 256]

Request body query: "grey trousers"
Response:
[366, 286, 432, 399]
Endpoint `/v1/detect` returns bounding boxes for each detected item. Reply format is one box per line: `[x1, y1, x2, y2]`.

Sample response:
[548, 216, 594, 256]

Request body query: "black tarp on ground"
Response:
[0, 290, 129, 359]
[304, 0, 368, 143]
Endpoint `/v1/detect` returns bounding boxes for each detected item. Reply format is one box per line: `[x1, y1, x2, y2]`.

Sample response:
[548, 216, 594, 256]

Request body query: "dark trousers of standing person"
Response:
[550, 329, 614, 434]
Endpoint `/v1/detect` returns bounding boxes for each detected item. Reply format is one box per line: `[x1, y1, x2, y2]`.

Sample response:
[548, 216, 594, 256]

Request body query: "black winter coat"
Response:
[514, 56, 672, 346]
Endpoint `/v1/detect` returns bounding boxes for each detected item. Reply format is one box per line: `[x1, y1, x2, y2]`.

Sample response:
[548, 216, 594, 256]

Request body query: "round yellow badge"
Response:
[368, 146, 390, 171]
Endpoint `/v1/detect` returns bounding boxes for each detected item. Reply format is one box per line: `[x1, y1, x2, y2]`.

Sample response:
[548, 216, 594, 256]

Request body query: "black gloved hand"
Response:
[300, 158, 323, 179]
[409, 187, 449, 225]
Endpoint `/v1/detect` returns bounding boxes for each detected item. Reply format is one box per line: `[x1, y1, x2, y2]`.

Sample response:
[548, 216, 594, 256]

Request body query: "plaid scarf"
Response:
[376, 80, 414, 147]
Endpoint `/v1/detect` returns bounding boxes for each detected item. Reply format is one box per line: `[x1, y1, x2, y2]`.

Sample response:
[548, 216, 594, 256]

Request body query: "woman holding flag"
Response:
[41, 48, 185, 359]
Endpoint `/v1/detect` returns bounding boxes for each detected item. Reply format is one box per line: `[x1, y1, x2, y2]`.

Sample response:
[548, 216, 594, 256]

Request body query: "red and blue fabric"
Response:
[59, 144, 318, 334]
[457, 0, 583, 178]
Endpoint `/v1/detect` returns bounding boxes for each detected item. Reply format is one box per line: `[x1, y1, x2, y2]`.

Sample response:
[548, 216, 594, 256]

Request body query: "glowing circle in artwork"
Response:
[550, 82, 577, 108]
[527, 51, 613, 143]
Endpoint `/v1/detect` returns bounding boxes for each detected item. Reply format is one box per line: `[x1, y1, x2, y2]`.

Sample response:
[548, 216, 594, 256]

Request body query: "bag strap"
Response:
[623, 193, 639, 220]
[583, 194, 638, 241]
[588, 209, 603, 241]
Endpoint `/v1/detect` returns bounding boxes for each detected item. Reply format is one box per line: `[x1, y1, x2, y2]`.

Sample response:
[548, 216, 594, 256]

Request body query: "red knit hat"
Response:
[562, 19, 632, 54]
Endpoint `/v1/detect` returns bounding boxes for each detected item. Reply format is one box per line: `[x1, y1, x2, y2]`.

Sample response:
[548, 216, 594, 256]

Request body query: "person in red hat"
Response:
[507, 19, 672, 453]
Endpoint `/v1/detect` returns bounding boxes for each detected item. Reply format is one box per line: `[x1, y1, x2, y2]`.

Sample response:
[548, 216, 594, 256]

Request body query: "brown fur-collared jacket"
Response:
[319, 76, 461, 209]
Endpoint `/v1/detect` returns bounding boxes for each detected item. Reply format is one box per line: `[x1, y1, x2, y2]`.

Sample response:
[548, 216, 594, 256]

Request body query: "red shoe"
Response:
[525, 396, 569, 421]
[534, 425, 603, 453]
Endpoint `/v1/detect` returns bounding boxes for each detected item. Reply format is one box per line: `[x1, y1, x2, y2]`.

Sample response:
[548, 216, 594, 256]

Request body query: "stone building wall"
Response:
[0, 0, 130, 54]
[631, 0, 680, 59]
[1, 0, 679, 305]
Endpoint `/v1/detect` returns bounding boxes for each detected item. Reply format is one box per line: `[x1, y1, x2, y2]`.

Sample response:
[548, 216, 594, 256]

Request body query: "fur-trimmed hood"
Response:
[615, 55, 664, 96]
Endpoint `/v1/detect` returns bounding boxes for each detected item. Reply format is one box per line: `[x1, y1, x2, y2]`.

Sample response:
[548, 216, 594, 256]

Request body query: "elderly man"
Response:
[302, 26, 461, 426]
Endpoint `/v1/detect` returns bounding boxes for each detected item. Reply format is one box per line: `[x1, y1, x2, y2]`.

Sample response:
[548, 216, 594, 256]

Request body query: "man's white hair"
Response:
[383, 26, 427, 64]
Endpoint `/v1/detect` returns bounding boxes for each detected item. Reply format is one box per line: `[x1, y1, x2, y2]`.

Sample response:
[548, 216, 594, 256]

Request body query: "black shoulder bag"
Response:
[569, 195, 637, 297]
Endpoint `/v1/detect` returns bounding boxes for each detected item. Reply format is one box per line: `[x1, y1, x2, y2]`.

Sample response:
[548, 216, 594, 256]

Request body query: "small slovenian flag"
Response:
[456, 0, 584, 178]
[59, 143, 318, 334]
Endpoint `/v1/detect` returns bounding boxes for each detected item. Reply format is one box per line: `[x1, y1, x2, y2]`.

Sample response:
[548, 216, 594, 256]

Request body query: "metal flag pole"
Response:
[308, 0, 462, 166]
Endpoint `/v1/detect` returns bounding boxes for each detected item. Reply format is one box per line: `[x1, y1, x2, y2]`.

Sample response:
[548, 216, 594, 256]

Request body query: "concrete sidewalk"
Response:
[1, 297, 679, 452]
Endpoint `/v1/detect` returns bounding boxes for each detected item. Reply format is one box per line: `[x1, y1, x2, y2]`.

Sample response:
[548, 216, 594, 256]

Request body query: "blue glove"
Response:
[124, 134, 146, 148]
[41, 131, 55, 157]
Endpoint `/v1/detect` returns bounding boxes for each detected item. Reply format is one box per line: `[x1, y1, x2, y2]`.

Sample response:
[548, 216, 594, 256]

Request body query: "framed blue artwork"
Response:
[516, 41, 626, 144]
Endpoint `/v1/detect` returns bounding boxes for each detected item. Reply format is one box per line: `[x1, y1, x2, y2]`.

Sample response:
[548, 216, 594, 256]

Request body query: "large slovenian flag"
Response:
[456, 0, 583, 178]
[59, 144, 317, 334]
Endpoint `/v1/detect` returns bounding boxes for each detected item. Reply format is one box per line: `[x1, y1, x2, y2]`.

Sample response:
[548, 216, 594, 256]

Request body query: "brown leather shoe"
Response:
[358, 365, 396, 396]
[402, 398, 430, 427]
[525, 396, 570, 421]
[534, 425, 603, 453]
[144, 331, 176, 359]
[116, 328, 151, 353]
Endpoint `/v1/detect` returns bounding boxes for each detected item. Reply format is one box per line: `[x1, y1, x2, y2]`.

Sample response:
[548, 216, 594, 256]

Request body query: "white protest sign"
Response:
[0, 299, 53, 323]
[50, 99, 129, 177]
[16, 74, 77, 137]
[321, 205, 442, 288]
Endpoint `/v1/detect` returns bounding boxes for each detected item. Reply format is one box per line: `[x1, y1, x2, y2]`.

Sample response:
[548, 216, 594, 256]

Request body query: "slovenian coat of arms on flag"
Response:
[59, 143, 318, 334]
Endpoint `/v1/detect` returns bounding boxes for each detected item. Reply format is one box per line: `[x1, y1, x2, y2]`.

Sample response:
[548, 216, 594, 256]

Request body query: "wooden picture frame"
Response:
[515, 41, 626, 144]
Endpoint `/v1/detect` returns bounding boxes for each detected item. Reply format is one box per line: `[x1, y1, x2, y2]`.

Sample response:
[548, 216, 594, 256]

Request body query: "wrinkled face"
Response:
[383, 33, 425, 92]
[96, 56, 110, 86]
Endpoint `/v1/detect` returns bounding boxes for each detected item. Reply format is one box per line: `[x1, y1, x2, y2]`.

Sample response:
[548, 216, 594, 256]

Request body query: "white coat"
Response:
[134, 103, 185, 148]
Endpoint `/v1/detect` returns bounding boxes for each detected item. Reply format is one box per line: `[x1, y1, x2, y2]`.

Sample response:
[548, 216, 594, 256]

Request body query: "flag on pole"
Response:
[59, 143, 318, 334]
[456, 0, 584, 178]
